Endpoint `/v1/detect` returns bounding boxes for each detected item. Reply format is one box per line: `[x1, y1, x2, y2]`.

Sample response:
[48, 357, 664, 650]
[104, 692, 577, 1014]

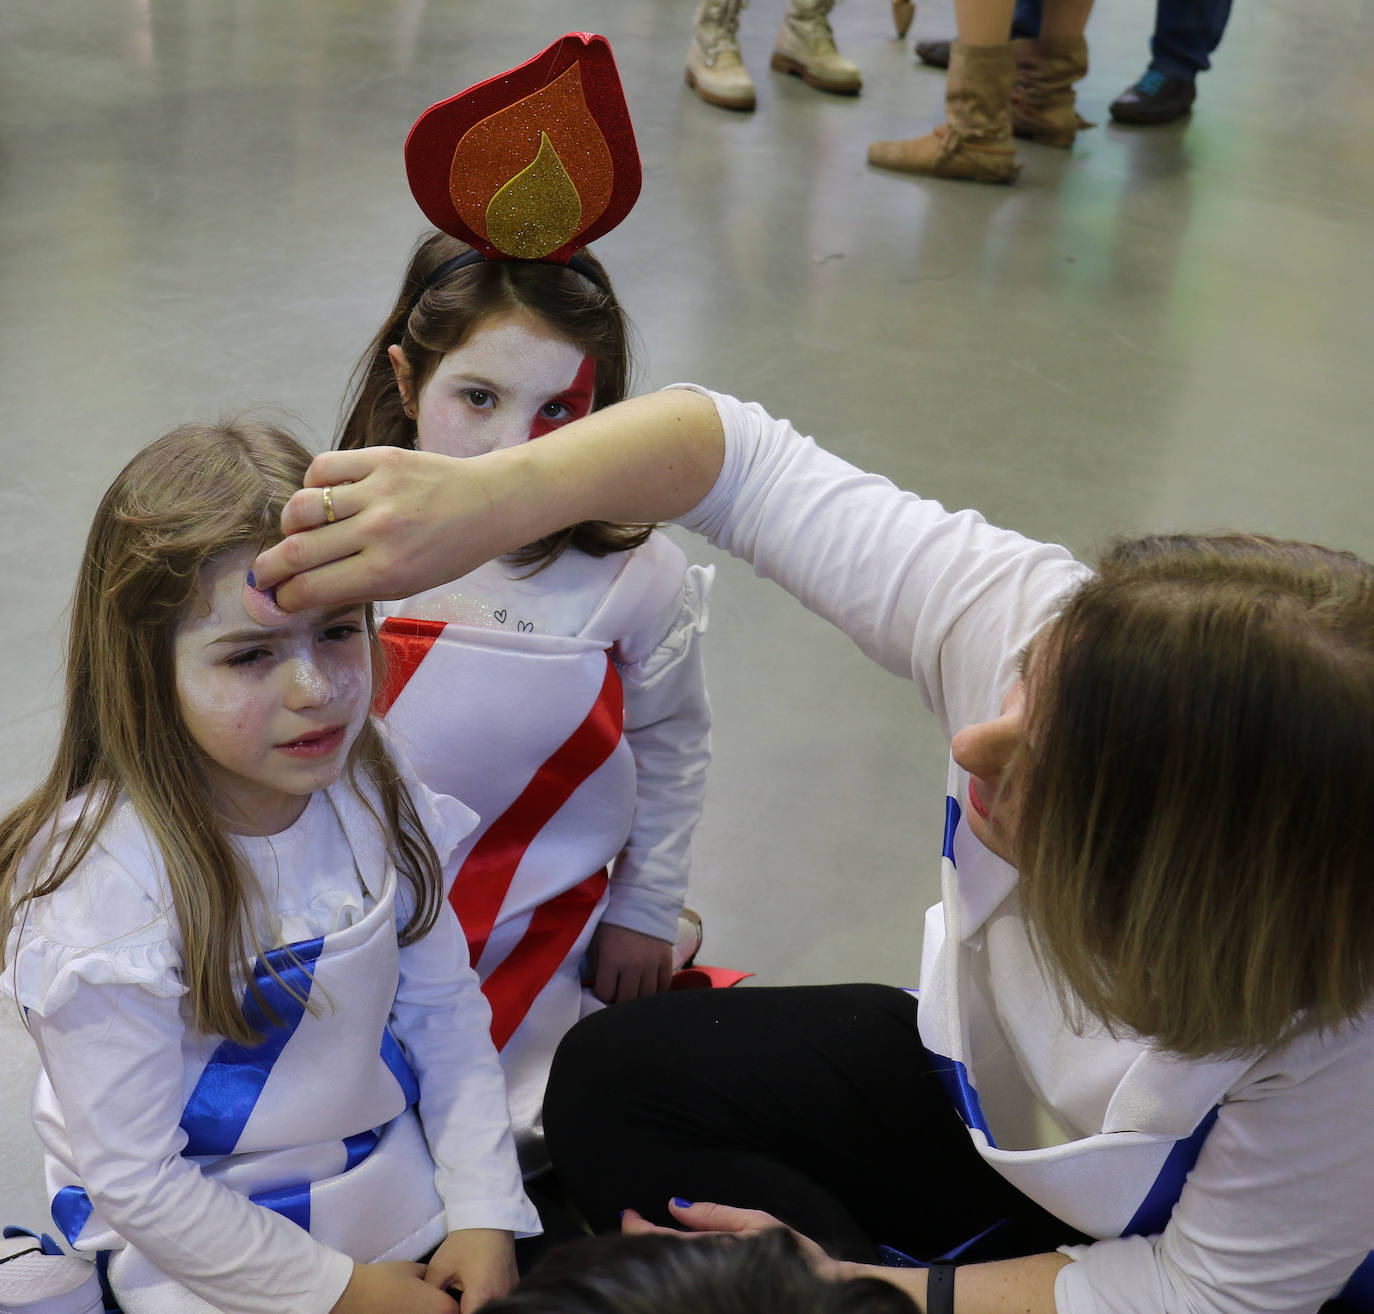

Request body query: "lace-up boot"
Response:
[770, 0, 862, 95]
[686, 0, 757, 110]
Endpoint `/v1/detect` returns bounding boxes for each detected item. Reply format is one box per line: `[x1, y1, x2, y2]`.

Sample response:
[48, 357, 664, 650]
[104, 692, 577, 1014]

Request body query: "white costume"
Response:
[3, 777, 538, 1314]
[678, 387, 1374, 1314]
[378, 532, 712, 1170]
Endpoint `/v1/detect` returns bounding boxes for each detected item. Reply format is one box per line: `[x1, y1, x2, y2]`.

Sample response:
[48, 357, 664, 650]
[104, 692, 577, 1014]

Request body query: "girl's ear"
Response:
[387, 345, 418, 419]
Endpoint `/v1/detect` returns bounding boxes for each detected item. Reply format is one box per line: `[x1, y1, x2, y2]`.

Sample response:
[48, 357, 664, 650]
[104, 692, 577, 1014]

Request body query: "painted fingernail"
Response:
[246, 570, 256, 587]
[672, 1197, 694, 1208]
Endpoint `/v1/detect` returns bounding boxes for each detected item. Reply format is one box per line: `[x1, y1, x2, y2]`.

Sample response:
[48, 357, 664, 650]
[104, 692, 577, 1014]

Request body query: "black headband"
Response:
[417, 247, 609, 301]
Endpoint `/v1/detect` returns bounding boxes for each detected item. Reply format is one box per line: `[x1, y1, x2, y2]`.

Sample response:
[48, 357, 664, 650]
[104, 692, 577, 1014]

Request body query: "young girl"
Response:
[0, 422, 539, 1314]
[336, 230, 713, 1176]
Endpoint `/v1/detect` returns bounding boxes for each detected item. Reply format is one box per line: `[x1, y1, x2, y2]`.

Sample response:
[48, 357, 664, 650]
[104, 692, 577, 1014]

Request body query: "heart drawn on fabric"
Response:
[518, 620, 534, 632]
[494, 609, 508, 624]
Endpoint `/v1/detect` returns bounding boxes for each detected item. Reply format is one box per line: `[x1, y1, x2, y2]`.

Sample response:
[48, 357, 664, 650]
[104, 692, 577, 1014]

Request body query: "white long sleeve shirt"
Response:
[676, 386, 1374, 1314]
[4, 775, 538, 1314]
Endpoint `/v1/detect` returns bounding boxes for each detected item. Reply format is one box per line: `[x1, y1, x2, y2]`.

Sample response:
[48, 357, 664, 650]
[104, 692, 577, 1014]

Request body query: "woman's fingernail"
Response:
[246, 570, 257, 587]
[672, 1197, 694, 1208]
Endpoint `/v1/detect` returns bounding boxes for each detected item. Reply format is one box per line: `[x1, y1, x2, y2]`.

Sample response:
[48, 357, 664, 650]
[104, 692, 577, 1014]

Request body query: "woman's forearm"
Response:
[844, 1252, 1072, 1314]
[516, 387, 726, 528]
[256, 388, 725, 611]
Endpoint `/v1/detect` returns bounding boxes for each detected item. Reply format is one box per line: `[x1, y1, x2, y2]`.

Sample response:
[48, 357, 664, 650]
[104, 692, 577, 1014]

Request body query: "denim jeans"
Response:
[1011, 0, 1232, 78]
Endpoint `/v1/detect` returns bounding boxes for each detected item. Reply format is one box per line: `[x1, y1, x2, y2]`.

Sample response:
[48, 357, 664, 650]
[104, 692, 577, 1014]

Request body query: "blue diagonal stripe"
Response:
[181, 937, 326, 1157]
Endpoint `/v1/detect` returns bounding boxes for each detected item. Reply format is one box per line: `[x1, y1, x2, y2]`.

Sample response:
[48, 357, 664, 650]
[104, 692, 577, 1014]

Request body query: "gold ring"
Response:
[321, 486, 336, 524]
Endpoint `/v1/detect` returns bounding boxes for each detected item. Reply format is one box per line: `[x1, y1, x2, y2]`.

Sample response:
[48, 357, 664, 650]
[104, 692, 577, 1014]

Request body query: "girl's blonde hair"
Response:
[337, 230, 651, 573]
[0, 420, 445, 1045]
[1016, 532, 1374, 1058]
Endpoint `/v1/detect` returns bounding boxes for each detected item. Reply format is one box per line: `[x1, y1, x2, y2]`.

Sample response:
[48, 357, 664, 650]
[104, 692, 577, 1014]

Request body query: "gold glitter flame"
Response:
[485, 132, 582, 259]
[448, 62, 614, 258]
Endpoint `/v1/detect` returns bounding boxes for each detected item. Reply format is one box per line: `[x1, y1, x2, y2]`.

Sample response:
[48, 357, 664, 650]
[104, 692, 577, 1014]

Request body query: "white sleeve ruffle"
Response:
[7, 930, 186, 1017]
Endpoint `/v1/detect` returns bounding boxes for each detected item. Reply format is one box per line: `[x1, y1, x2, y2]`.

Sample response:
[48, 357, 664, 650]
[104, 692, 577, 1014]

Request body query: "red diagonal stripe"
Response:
[482, 869, 610, 1051]
[453, 654, 623, 967]
[376, 618, 447, 715]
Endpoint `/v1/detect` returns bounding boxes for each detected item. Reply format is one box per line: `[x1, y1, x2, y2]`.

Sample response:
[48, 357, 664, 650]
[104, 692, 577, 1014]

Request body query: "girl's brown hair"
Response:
[1016, 532, 1374, 1058]
[338, 230, 650, 572]
[0, 421, 445, 1045]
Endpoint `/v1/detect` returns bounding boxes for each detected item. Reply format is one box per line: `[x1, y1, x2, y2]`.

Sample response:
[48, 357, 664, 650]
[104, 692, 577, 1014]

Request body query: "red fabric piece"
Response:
[482, 869, 610, 1051]
[451, 654, 624, 967]
[375, 618, 446, 716]
[670, 966, 755, 991]
[405, 32, 641, 264]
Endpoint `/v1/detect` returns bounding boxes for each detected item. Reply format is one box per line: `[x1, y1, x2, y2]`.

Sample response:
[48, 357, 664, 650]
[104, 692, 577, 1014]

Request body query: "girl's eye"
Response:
[462, 389, 494, 410]
[540, 400, 573, 421]
[322, 623, 363, 644]
[226, 648, 270, 668]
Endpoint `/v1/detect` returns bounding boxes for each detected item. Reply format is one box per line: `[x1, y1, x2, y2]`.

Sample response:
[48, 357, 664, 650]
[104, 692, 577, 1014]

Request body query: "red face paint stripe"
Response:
[480, 869, 609, 1050]
[453, 654, 624, 966]
[529, 354, 596, 439]
[376, 618, 448, 715]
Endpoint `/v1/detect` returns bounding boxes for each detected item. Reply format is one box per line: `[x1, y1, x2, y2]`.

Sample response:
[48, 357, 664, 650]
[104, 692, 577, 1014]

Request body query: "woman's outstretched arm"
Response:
[253, 389, 724, 612]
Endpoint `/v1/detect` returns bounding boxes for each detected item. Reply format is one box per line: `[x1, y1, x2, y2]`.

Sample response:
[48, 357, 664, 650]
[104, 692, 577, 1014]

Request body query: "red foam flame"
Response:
[405, 33, 641, 264]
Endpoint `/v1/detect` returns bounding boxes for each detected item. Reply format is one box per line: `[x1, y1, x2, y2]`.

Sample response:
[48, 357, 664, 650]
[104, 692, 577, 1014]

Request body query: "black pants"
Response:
[544, 983, 1089, 1265]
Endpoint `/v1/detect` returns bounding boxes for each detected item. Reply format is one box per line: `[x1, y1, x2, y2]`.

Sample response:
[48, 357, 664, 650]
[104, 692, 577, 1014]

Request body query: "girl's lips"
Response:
[276, 725, 346, 757]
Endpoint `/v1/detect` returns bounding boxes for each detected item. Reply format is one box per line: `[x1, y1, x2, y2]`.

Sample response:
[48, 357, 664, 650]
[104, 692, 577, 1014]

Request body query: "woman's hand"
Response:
[587, 923, 674, 1004]
[621, 1200, 842, 1277]
[425, 1228, 518, 1313]
[252, 390, 724, 614]
[253, 446, 535, 613]
[329, 1260, 460, 1313]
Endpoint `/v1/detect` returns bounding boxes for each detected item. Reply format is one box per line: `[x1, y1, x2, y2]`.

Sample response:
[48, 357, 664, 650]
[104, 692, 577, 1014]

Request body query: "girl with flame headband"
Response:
[335, 35, 716, 1195]
[0, 422, 539, 1314]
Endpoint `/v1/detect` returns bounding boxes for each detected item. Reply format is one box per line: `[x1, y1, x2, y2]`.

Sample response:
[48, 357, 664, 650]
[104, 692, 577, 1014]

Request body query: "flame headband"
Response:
[405, 32, 642, 272]
[417, 247, 611, 302]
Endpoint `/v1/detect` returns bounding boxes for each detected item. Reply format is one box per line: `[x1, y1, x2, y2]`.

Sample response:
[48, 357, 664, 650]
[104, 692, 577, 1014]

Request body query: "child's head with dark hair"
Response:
[338, 230, 647, 572]
[483, 1229, 918, 1314]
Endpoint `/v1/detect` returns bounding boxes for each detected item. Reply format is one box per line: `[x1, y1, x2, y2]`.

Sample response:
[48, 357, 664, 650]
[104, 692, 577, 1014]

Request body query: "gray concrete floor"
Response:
[2, 0, 1372, 1226]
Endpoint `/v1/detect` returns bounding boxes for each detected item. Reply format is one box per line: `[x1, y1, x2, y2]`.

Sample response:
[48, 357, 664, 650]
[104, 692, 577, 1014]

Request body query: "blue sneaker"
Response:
[1109, 68, 1196, 125]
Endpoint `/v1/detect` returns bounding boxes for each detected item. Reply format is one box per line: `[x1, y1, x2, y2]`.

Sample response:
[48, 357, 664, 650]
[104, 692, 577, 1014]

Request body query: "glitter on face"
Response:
[412, 309, 593, 461]
[176, 549, 372, 834]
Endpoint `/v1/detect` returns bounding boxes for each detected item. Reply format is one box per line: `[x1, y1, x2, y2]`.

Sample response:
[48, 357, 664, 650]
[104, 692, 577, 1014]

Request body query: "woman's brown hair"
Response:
[0, 420, 445, 1045]
[1016, 532, 1374, 1058]
[338, 230, 650, 572]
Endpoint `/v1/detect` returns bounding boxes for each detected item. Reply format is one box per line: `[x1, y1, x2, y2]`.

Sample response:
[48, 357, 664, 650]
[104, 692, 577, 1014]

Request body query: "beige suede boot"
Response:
[686, 0, 757, 111]
[1010, 36, 1094, 148]
[867, 41, 1021, 183]
[770, 0, 862, 95]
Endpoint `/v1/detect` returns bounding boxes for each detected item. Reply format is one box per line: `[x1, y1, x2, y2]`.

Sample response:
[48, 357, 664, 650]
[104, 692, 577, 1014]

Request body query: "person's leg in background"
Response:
[1009, 0, 1096, 147]
[913, 0, 1042, 69]
[867, 0, 1023, 183]
[1110, 0, 1233, 124]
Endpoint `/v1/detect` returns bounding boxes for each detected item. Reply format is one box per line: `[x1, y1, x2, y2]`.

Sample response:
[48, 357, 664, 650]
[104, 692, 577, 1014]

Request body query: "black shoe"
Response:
[914, 38, 951, 69]
[1109, 69, 1196, 125]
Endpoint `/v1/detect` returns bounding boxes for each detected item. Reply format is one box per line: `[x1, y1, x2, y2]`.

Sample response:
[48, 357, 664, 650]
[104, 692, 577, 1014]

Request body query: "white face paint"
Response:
[409, 308, 594, 461]
[174, 548, 372, 834]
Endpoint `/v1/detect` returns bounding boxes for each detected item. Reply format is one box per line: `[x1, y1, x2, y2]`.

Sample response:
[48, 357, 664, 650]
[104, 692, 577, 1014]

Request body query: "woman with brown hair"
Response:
[252, 384, 1374, 1314]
